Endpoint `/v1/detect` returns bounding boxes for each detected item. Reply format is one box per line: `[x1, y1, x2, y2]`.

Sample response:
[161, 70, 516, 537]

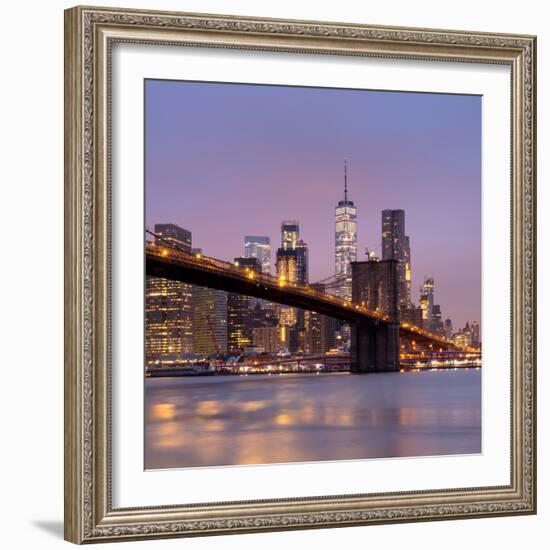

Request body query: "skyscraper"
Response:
[276, 220, 304, 348]
[381, 209, 412, 307]
[304, 283, 338, 354]
[244, 236, 271, 274]
[276, 247, 299, 335]
[335, 160, 357, 301]
[420, 277, 435, 331]
[444, 318, 454, 340]
[276, 248, 298, 284]
[431, 304, 444, 335]
[281, 220, 299, 251]
[145, 223, 193, 363]
[227, 257, 261, 352]
[192, 286, 227, 356]
[295, 239, 309, 285]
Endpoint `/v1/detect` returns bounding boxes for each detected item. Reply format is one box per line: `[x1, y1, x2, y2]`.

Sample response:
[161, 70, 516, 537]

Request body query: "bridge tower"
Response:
[350, 259, 400, 373]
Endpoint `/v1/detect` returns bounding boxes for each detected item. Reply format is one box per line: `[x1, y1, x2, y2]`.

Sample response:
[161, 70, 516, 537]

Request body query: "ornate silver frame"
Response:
[64, 5, 537, 544]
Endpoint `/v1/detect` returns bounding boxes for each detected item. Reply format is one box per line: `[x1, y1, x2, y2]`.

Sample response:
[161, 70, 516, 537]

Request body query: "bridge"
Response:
[145, 238, 464, 373]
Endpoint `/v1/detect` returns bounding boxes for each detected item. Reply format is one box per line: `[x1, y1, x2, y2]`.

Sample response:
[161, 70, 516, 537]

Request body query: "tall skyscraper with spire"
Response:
[335, 160, 358, 301]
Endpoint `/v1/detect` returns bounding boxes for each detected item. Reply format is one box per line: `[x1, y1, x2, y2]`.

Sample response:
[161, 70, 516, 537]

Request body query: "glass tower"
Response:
[381, 209, 412, 307]
[420, 277, 435, 331]
[281, 220, 299, 251]
[244, 236, 271, 274]
[335, 160, 357, 301]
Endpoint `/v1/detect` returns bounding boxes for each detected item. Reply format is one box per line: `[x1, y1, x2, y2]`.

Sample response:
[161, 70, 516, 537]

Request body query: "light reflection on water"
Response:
[145, 370, 481, 469]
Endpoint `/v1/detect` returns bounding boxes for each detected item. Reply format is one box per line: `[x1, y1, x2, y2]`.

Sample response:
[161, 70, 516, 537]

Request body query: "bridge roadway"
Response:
[145, 242, 456, 350]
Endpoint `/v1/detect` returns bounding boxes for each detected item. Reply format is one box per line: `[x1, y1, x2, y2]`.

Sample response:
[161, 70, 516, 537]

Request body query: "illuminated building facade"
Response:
[304, 283, 338, 354]
[276, 248, 298, 339]
[381, 209, 412, 307]
[401, 304, 423, 327]
[275, 223, 309, 351]
[145, 223, 193, 363]
[281, 220, 299, 250]
[295, 239, 309, 285]
[192, 286, 227, 356]
[334, 160, 357, 301]
[227, 257, 261, 352]
[420, 277, 435, 330]
[252, 326, 280, 353]
[244, 236, 271, 274]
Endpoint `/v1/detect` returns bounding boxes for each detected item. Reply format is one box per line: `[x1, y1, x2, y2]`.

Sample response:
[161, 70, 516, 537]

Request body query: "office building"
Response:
[304, 283, 338, 354]
[145, 223, 193, 363]
[444, 318, 453, 340]
[252, 326, 280, 353]
[192, 286, 227, 356]
[381, 209, 412, 307]
[420, 277, 435, 330]
[335, 160, 357, 301]
[227, 257, 261, 352]
[296, 239, 309, 285]
[244, 236, 271, 274]
[281, 220, 299, 251]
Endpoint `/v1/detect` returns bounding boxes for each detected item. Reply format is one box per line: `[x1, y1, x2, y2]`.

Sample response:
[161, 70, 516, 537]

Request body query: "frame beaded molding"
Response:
[65, 5, 536, 544]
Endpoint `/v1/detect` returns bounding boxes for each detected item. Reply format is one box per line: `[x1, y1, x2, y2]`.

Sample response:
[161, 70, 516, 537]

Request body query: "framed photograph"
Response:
[64, 5, 537, 544]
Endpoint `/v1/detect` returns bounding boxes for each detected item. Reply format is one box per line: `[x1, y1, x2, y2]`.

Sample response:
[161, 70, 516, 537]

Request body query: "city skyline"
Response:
[145, 79, 481, 329]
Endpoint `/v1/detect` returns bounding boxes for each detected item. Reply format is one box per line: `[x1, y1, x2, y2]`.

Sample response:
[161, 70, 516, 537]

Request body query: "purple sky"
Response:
[145, 79, 481, 331]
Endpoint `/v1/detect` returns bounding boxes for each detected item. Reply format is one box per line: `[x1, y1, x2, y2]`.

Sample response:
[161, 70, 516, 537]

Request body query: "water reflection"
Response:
[145, 371, 481, 469]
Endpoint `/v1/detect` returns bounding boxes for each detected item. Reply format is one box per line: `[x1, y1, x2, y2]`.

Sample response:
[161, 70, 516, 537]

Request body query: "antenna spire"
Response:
[344, 159, 348, 202]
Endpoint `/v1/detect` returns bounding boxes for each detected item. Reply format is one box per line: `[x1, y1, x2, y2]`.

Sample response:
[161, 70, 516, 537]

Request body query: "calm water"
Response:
[145, 370, 481, 469]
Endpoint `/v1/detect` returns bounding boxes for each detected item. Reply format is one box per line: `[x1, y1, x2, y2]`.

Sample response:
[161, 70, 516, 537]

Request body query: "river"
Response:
[145, 369, 481, 469]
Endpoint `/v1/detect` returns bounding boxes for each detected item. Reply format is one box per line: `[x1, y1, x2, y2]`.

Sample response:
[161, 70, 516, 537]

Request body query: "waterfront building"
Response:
[145, 223, 193, 363]
[227, 257, 261, 352]
[452, 322, 476, 349]
[462, 322, 473, 347]
[304, 285, 338, 354]
[244, 236, 271, 274]
[471, 321, 480, 347]
[252, 326, 280, 354]
[452, 332, 468, 349]
[381, 209, 412, 307]
[335, 160, 358, 301]
[192, 286, 228, 356]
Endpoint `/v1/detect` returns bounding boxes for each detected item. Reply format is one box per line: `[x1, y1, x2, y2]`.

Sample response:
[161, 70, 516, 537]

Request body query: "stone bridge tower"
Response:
[350, 259, 400, 373]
